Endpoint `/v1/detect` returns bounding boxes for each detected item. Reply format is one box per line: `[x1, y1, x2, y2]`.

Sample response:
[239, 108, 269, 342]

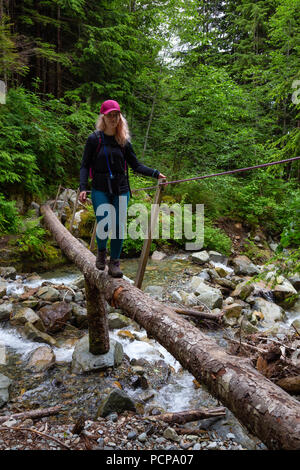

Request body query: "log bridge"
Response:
[41, 203, 300, 450]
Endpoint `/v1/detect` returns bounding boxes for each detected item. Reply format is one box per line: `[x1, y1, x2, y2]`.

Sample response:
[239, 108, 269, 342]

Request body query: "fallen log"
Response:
[0, 405, 62, 424]
[40, 203, 300, 450]
[148, 407, 226, 424]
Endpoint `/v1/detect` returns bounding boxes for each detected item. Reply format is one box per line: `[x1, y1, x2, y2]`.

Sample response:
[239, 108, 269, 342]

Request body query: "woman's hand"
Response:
[79, 191, 87, 203]
[158, 173, 167, 179]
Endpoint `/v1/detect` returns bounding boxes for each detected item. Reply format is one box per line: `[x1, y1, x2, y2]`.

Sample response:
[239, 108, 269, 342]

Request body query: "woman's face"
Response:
[104, 111, 120, 129]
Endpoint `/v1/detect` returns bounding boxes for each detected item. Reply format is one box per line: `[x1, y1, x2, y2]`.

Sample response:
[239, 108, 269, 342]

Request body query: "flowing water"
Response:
[1, 256, 298, 449]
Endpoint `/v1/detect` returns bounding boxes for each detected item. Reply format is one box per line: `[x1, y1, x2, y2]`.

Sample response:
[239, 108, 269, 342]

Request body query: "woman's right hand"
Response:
[79, 191, 87, 204]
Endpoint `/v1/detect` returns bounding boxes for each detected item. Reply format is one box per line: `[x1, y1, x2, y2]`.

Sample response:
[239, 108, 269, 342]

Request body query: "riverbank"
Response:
[0, 249, 299, 451]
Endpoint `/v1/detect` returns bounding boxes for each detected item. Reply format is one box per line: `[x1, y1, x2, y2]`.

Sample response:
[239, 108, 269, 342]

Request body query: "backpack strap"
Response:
[89, 131, 101, 180]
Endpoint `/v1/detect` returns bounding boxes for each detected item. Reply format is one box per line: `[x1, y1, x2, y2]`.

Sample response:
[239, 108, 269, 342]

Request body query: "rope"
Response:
[132, 156, 300, 193]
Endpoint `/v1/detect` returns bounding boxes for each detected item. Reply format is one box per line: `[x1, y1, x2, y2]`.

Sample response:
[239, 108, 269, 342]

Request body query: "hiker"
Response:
[79, 99, 166, 278]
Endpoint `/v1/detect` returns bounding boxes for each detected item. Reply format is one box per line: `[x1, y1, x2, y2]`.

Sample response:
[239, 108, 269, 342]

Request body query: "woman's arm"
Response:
[79, 134, 97, 192]
[124, 142, 163, 178]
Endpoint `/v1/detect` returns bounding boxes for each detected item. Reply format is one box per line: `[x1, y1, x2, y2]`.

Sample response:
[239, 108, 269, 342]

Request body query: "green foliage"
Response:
[14, 214, 48, 259]
[203, 223, 232, 256]
[0, 193, 21, 233]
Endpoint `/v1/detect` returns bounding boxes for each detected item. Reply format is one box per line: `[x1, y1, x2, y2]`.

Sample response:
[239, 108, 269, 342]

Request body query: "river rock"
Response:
[169, 291, 182, 303]
[289, 298, 300, 316]
[0, 302, 13, 321]
[10, 306, 45, 331]
[223, 303, 243, 318]
[151, 251, 167, 261]
[0, 280, 7, 298]
[26, 345, 56, 372]
[72, 276, 85, 289]
[108, 312, 133, 330]
[23, 322, 57, 346]
[288, 275, 300, 291]
[272, 280, 297, 308]
[231, 256, 260, 276]
[37, 301, 72, 333]
[0, 267, 16, 280]
[0, 343, 6, 365]
[0, 374, 11, 408]
[231, 281, 254, 300]
[97, 389, 136, 417]
[163, 427, 180, 442]
[144, 286, 164, 300]
[208, 251, 228, 265]
[252, 298, 285, 325]
[190, 251, 209, 265]
[71, 304, 88, 328]
[71, 335, 123, 374]
[36, 286, 60, 302]
[179, 291, 198, 306]
[192, 280, 223, 309]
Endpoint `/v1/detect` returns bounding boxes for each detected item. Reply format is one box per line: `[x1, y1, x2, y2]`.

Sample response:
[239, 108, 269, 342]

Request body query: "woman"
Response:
[79, 99, 166, 278]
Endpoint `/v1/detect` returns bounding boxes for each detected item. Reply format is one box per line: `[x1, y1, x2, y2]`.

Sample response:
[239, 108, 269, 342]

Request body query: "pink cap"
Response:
[100, 100, 121, 115]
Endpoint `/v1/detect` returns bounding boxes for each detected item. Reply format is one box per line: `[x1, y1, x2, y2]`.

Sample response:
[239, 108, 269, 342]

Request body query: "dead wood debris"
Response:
[226, 332, 300, 393]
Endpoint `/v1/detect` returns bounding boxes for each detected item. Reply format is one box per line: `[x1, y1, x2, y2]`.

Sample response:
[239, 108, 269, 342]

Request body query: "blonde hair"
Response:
[96, 113, 130, 147]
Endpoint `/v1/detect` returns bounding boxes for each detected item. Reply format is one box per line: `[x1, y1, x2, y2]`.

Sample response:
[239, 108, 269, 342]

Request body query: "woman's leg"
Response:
[110, 191, 130, 260]
[91, 189, 111, 251]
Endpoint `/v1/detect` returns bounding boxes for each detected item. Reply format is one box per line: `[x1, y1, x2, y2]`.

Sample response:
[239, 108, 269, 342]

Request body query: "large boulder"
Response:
[71, 335, 123, 374]
[10, 306, 45, 331]
[272, 280, 297, 308]
[97, 389, 136, 418]
[0, 374, 11, 408]
[26, 346, 56, 372]
[231, 256, 260, 276]
[37, 301, 72, 333]
[23, 322, 57, 346]
[252, 298, 285, 326]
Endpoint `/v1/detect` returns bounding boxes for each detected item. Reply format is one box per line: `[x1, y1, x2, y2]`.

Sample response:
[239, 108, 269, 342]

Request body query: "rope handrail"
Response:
[132, 155, 300, 192]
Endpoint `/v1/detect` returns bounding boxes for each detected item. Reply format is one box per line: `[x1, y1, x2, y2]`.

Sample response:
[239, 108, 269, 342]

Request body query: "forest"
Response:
[0, 0, 299, 259]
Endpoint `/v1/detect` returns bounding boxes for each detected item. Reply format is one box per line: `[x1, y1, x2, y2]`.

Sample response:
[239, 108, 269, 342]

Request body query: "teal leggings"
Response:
[91, 189, 130, 259]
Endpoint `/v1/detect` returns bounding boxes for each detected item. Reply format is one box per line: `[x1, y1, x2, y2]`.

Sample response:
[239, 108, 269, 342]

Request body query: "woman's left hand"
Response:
[158, 173, 167, 179]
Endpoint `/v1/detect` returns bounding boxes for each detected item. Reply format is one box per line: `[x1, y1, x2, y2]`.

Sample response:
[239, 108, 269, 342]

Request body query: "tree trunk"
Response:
[40, 203, 300, 450]
[85, 277, 109, 354]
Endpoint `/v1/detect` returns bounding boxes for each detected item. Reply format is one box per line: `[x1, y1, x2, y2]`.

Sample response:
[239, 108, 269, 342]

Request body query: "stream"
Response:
[1, 255, 299, 450]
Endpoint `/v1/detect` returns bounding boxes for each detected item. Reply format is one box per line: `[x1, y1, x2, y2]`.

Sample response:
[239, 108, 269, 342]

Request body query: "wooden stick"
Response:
[69, 188, 80, 234]
[0, 405, 62, 424]
[148, 407, 226, 425]
[135, 179, 166, 289]
[224, 336, 267, 354]
[89, 220, 97, 252]
[174, 308, 223, 322]
[58, 187, 68, 221]
[52, 184, 61, 211]
[0, 426, 71, 450]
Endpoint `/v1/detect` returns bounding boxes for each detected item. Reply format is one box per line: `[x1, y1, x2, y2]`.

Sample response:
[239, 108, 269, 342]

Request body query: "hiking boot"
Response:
[108, 259, 123, 278]
[96, 249, 106, 270]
